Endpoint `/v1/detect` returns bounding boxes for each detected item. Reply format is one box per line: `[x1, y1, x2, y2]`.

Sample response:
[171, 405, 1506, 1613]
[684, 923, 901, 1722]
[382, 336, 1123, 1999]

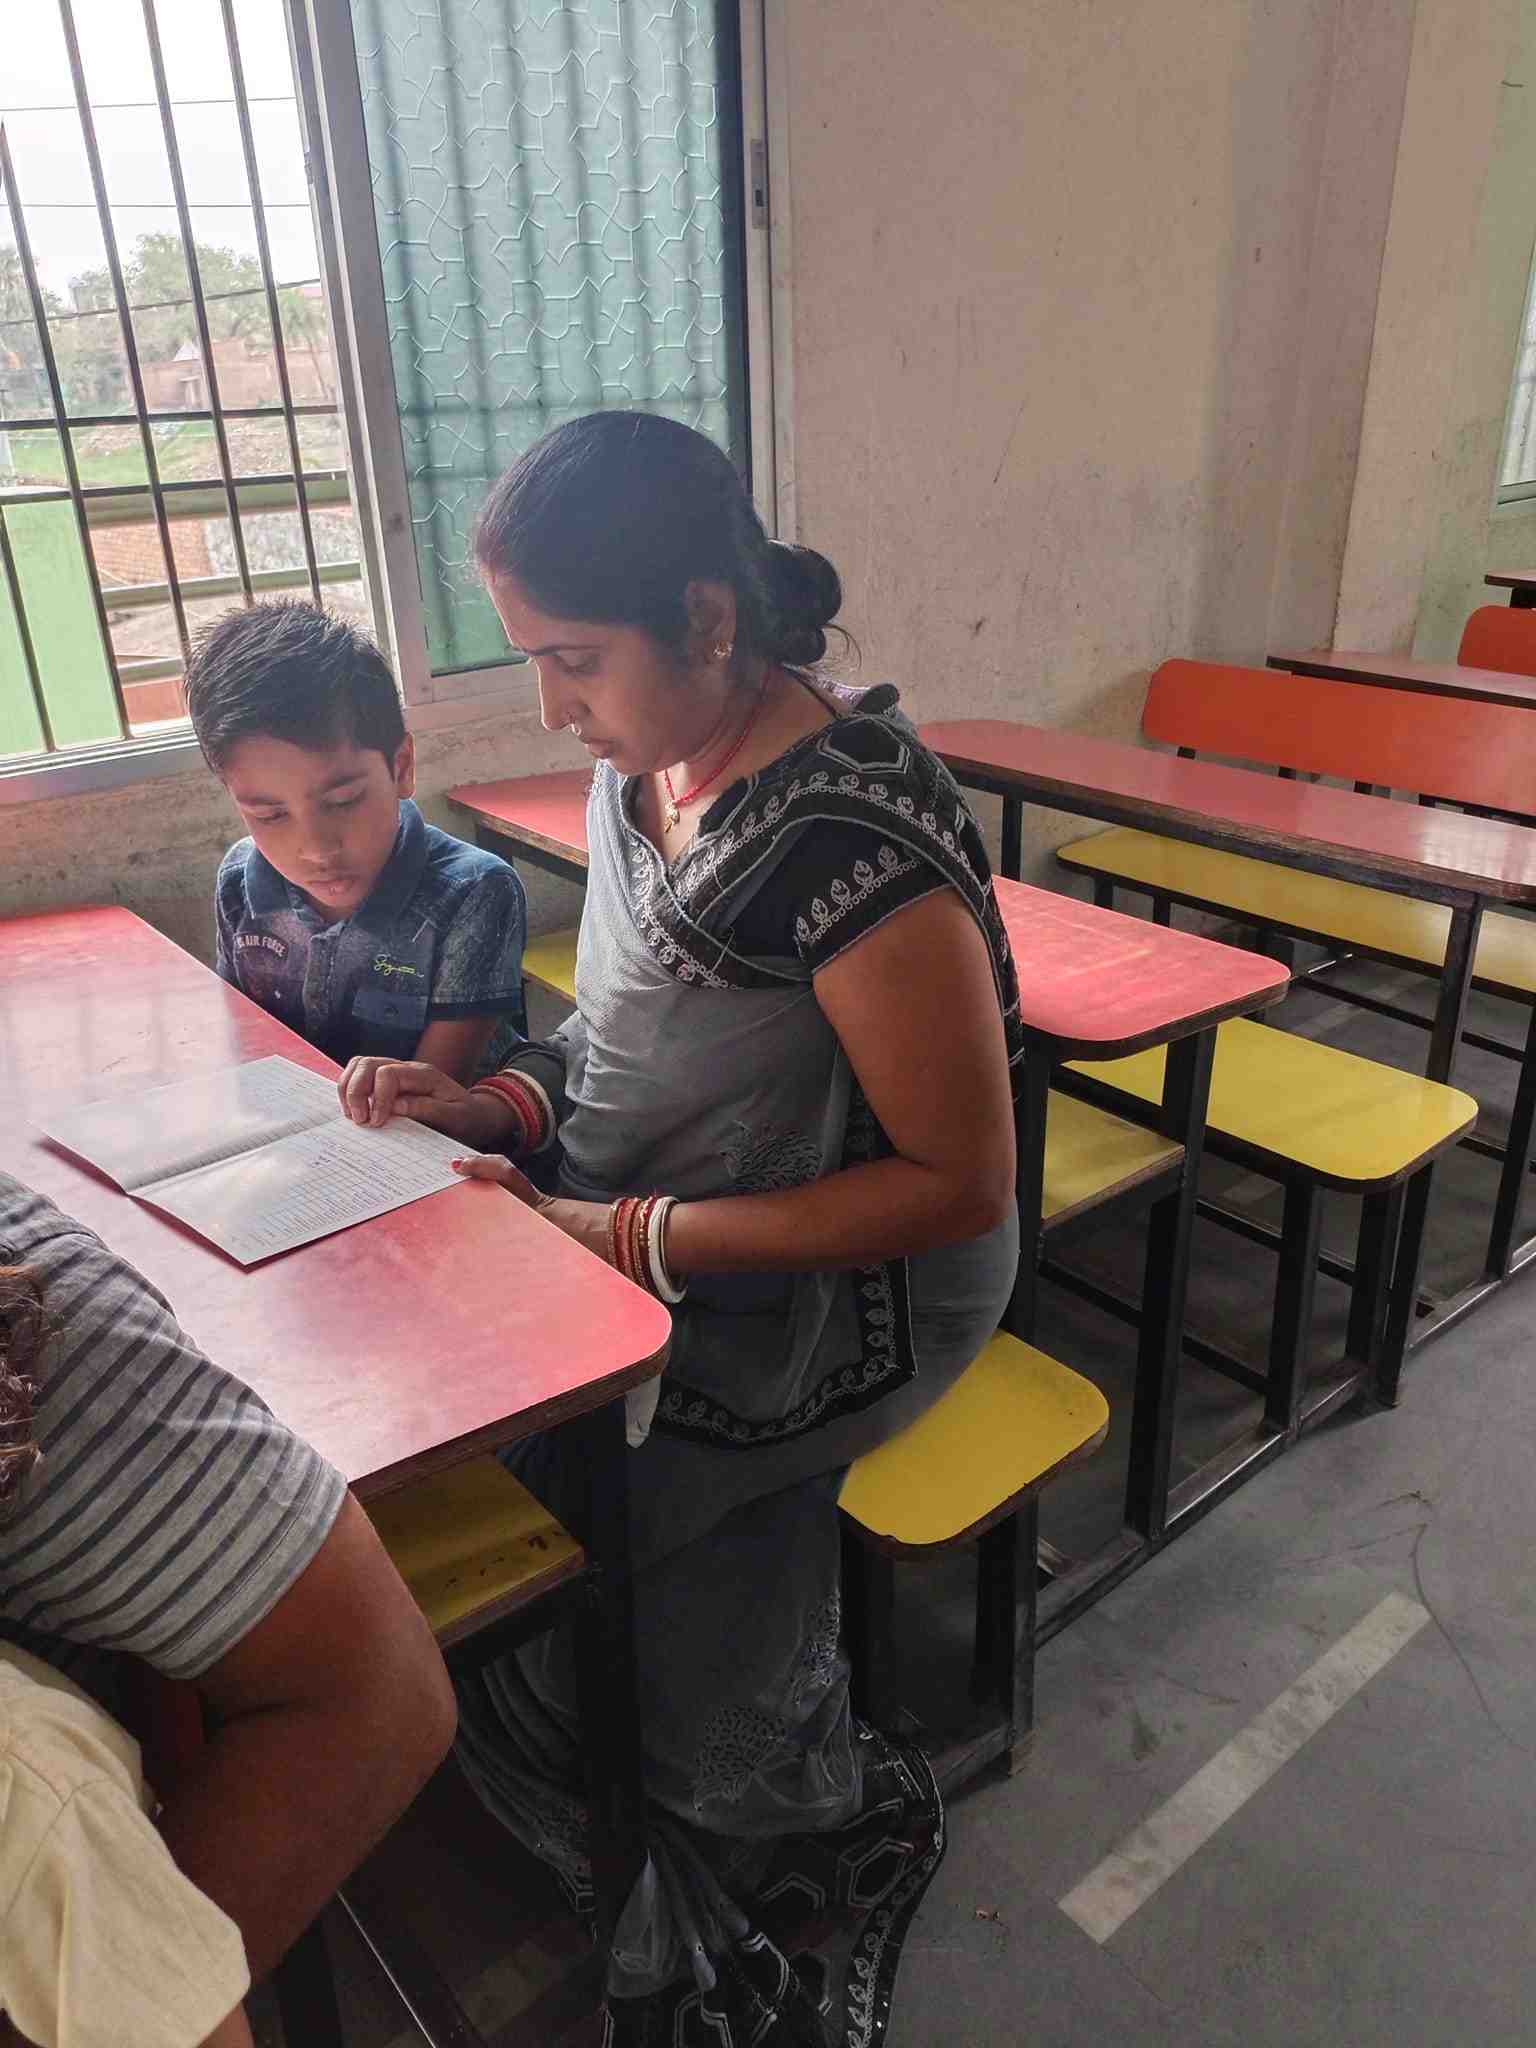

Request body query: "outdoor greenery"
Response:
[0, 232, 329, 420]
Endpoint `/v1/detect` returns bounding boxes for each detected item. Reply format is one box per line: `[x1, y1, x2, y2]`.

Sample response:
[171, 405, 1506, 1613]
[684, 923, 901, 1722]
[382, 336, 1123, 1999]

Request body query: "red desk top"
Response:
[0, 907, 671, 1499]
[924, 719, 1536, 907]
[1267, 648, 1536, 709]
[995, 879, 1286, 1057]
[449, 771, 591, 871]
[451, 766, 1289, 1055]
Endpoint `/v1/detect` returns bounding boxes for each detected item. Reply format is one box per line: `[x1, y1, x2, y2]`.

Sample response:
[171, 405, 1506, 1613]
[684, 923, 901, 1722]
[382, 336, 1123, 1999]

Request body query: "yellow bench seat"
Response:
[1056, 827, 1536, 1002]
[1042, 1090, 1181, 1225]
[365, 1457, 583, 1648]
[1069, 1017, 1477, 1191]
[521, 926, 580, 1003]
[838, 1330, 1109, 1553]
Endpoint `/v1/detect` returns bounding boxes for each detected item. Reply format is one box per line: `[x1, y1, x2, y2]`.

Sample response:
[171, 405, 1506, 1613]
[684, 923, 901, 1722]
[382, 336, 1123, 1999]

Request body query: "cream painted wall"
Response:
[1337, 0, 1536, 656]
[777, 0, 1418, 873]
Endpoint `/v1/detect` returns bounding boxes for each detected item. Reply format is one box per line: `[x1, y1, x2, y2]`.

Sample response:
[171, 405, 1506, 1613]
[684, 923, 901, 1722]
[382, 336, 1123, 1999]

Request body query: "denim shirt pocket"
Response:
[351, 982, 430, 1053]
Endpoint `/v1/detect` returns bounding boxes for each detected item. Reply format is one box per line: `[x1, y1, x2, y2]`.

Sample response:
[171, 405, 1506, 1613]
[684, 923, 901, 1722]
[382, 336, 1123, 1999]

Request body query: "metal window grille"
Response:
[0, 0, 365, 763]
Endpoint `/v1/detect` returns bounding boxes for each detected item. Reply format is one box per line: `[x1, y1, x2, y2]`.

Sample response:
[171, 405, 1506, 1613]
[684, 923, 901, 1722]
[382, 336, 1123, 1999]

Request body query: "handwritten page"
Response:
[41, 1055, 468, 1265]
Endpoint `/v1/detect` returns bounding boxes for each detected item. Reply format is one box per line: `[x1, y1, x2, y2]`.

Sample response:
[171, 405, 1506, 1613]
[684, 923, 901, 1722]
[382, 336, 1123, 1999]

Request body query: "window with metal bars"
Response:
[0, 0, 369, 764]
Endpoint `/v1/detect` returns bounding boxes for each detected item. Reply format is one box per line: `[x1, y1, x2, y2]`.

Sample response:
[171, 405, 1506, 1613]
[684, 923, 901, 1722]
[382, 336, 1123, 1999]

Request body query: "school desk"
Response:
[448, 769, 591, 883]
[1266, 647, 1536, 710]
[1485, 570, 1536, 608]
[925, 716, 1536, 1349]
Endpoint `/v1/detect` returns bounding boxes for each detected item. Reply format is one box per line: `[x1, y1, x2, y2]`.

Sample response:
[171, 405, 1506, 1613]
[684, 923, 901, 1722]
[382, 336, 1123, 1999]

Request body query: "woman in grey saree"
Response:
[340, 416, 1025, 2047]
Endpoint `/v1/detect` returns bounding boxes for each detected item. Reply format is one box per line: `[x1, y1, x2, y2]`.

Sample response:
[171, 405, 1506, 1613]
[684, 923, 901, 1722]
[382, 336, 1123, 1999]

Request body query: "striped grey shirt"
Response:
[0, 1174, 347, 1709]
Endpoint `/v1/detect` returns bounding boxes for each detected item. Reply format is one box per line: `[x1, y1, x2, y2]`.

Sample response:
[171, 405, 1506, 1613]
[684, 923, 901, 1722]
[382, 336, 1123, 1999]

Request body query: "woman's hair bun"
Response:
[763, 542, 842, 667]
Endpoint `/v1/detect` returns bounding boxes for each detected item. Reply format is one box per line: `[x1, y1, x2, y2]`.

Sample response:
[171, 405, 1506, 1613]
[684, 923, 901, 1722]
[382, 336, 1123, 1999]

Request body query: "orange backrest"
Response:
[1142, 658, 1536, 814]
[1458, 604, 1536, 678]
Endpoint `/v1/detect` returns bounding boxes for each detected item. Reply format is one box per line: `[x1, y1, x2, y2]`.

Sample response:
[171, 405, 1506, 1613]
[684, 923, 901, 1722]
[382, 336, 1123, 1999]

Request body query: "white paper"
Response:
[41, 1055, 468, 1265]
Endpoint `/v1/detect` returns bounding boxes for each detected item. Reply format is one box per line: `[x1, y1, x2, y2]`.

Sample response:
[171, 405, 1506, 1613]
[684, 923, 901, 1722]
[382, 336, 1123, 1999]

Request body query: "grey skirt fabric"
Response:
[454, 1218, 1017, 2039]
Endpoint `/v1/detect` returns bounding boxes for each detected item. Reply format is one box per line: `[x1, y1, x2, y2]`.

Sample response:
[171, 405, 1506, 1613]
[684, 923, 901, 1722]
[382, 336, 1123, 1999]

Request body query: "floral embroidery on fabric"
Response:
[693, 1705, 793, 1811]
[723, 1121, 824, 1194]
[792, 844, 922, 954]
[655, 1081, 917, 1448]
[791, 1595, 843, 1712]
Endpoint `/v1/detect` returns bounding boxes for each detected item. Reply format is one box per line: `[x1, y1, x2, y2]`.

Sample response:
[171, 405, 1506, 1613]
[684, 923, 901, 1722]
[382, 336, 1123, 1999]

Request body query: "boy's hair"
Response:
[182, 601, 406, 773]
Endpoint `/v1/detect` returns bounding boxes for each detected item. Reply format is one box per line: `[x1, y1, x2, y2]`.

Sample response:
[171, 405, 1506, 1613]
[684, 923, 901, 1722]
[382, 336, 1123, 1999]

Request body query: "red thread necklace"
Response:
[662, 679, 769, 831]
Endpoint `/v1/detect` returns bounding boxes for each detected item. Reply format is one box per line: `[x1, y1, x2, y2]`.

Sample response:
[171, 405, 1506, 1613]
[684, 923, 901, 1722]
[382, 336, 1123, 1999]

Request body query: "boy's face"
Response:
[221, 732, 416, 920]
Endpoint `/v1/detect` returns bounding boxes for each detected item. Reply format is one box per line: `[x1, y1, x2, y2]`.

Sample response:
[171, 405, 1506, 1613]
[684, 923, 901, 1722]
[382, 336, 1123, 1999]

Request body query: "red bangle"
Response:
[469, 1071, 552, 1155]
[607, 1195, 669, 1295]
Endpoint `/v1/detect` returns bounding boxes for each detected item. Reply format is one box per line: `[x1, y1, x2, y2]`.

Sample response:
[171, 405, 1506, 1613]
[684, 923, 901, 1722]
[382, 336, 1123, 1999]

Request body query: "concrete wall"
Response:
[1336, 0, 1536, 656]
[778, 0, 1422, 873]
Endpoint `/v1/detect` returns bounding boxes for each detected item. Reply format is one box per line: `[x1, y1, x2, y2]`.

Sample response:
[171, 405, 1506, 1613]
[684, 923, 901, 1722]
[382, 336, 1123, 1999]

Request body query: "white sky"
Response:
[1, 0, 318, 299]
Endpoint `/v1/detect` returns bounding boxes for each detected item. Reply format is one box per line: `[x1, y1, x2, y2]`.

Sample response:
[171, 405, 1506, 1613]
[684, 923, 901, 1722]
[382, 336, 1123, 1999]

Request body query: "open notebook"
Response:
[41, 1055, 469, 1266]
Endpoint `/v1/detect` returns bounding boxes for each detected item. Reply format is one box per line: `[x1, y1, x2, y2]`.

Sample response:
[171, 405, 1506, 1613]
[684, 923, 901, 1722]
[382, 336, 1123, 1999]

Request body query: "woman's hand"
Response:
[337, 1056, 506, 1146]
[451, 1155, 615, 1265]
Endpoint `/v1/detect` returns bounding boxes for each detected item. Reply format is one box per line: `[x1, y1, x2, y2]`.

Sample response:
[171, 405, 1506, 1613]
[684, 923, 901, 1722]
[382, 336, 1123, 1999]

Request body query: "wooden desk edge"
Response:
[1029, 977, 1288, 1064]
[446, 798, 590, 873]
[1266, 651, 1536, 706]
[936, 750, 1533, 906]
[350, 1334, 670, 1503]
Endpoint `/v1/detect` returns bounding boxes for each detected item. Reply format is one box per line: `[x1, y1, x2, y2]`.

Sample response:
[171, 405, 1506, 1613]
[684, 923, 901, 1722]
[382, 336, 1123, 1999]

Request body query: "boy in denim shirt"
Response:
[185, 602, 526, 1080]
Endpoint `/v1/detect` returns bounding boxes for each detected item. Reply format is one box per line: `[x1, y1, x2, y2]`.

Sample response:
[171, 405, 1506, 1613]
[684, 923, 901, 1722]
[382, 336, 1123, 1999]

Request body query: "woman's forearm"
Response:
[663, 1154, 1012, 1277]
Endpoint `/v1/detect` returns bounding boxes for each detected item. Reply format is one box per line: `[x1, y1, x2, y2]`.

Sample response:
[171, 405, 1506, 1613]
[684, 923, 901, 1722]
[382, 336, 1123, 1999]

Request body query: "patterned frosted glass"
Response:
[350, 0, 749, 674]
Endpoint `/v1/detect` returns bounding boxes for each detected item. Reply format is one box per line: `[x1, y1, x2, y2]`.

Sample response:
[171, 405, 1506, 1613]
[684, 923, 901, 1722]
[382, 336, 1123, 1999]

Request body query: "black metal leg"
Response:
[567, 1401, 646, 1958]
[1151, 895, 1172, 927]
[1427, 902, 1481, 1084]
[1348, 1185, 1404, 1367]
[1265, 1181, 1323, 1438]
[1001, 796, 1023, 882]
[1092, 877, 1115, 910]
[1378, 1163, 1438, 1405]
[1125, 1031, 1216, 1539]
[971, 1497, 1039, 1772]
[1005, 1053, 1052, 1341]
[272, 1918, 343, 2048]
[1486, 1000, 1536, 1279]
[841, 1526, 896, 1728]
[1372, 898, 1482, 1348]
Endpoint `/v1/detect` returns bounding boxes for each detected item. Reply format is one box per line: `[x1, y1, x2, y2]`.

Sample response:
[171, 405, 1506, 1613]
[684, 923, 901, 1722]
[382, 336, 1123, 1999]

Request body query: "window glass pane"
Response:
[226, 417, 296, 476]
[351, 0, 749, 675]
[0, 0, 366, 762]
[229, 0, 303, 103]
[12, 499, 118, 747]
[71, 0, 158, 110]
[296, 409, 345, 472]
[1502, 305, 1536, 491]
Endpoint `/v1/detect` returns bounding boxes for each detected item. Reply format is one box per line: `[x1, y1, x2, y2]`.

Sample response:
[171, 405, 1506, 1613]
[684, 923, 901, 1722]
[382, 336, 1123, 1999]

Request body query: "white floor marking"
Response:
[1058, 1592, 1431, 1944]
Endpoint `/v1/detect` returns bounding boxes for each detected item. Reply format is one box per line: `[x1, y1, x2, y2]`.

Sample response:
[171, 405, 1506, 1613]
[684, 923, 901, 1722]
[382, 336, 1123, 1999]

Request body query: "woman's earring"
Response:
[713, 641, 733, 663]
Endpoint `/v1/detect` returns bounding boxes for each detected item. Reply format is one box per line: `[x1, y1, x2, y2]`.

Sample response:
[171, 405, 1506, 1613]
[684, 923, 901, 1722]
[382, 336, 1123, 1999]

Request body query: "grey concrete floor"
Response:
[255, 948, 1536, 2046]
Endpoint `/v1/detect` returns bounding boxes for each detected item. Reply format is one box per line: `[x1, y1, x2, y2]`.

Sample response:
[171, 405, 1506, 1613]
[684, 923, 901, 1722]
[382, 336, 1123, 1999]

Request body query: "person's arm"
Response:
[413, 1014, 499, 1085]
[155, 1494, 455, 1981]
[338, 1008, 583, 1137]
[665, 886, 1016, 1273]
[458, 888, 1017, 1275]
[412, 864, 530, 1084]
